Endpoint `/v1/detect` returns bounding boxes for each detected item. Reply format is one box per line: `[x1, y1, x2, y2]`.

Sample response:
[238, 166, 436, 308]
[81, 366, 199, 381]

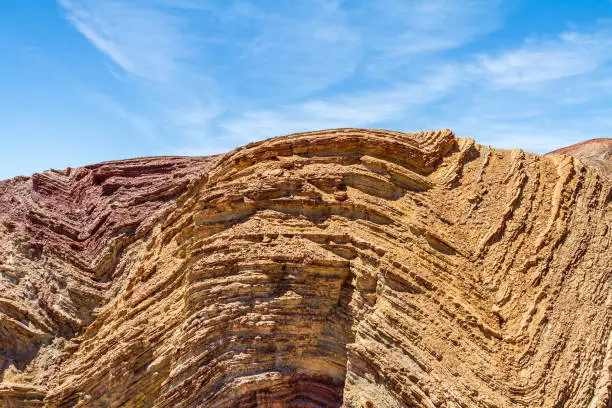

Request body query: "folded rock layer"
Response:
[546, 138, 612, 179]
[0, 129, 610, 408]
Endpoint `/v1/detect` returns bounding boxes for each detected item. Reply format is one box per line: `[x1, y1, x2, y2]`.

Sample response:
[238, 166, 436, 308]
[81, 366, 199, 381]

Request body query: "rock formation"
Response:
[546, 138, 612, 179]
[0, 129, 610, 408]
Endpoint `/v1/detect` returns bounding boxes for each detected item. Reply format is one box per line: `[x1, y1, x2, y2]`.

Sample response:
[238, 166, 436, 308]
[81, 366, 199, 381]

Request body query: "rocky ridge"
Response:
[0, 129, 610, 407]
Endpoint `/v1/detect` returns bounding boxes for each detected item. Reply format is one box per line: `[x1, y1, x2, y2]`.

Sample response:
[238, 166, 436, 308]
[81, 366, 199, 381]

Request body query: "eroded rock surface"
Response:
[0, 129, 610, 407]
[546, 138, 612, 179]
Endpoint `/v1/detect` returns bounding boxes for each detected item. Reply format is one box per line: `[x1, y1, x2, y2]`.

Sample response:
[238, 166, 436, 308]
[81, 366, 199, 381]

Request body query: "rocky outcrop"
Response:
[0, 129, 610, 407]
[0, 156, 217, 406]
[546, 138, 612, 179]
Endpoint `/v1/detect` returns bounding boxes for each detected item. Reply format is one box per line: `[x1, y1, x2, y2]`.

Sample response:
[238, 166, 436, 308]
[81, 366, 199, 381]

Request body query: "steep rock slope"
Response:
[0, 129, 610, 408]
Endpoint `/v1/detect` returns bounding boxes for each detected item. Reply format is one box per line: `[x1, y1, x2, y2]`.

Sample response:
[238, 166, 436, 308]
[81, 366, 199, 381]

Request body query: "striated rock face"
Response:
[0, 156, 217, 406]
[0, 129, 610, 408]
[546, 138, 612, 179]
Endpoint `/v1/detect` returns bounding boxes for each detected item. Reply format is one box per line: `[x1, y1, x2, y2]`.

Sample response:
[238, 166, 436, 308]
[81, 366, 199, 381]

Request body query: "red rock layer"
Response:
[0, 156, 217, 406]
[0, 129, 610, 408]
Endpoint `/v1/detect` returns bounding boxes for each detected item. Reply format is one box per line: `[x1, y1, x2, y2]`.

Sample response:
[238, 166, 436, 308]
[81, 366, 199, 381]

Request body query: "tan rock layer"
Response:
[0, 129, 610, 407]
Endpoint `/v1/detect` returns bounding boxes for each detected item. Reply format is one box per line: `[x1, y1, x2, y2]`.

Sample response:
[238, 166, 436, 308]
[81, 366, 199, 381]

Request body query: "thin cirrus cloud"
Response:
[362, 0, 504, 55]
[426, 23, 612, 152]
[475, 29, 612, 87]
[55, 0, 612, 156]
[221, 65, 463, 143]
[58, 0, 192, 83]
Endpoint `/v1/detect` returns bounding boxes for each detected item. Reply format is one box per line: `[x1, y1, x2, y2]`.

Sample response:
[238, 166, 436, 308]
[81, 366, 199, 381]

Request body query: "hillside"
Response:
[546, 138, 612, 179]
[0, 129, 610, 407]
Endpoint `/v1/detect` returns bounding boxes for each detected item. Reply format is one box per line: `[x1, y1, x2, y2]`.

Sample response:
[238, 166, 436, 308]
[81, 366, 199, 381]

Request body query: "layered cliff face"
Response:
[0, 129, 610, 408]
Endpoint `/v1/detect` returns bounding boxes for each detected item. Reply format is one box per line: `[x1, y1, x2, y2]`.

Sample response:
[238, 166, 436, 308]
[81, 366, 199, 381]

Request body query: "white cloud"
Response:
[58, 0, 191, 82]
[228, 2, 362, 97]
[460, 115, 612, 153]
[57, 0, 224, 147]
[221, 66, 461, 142]
[57, 0, 506, 150]
[413, 65, 612, 153]
[474, 29, 612, 87]
[373, 0, 505, 55]
[56, 0, 611, 157]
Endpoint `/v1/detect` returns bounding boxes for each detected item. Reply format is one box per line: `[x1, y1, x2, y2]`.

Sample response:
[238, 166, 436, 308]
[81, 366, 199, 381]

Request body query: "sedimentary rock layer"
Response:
[546, 138, 612, 179]
[0, 129, 610, 407]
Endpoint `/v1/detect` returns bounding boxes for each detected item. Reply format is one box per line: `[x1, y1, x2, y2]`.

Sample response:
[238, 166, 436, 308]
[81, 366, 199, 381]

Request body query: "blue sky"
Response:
[1, 0, 612, 179]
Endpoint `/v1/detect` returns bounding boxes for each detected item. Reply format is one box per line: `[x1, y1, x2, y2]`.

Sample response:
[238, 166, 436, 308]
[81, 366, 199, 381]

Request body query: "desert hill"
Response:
[546, 138, 612, 179]
[0, 129, 610, 407]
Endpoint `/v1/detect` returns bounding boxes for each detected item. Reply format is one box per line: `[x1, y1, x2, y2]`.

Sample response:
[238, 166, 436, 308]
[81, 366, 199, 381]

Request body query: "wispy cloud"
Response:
[215, 1, 362, 99]
[56, 0, 612, 156]
[358, 0, 504, 55]
[474, 28, 612, 87]
[221, 65, 462, 142]
[58, 0, 504, 150]
[58, 0, 222, 149]
[58, 0, 192, 82]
